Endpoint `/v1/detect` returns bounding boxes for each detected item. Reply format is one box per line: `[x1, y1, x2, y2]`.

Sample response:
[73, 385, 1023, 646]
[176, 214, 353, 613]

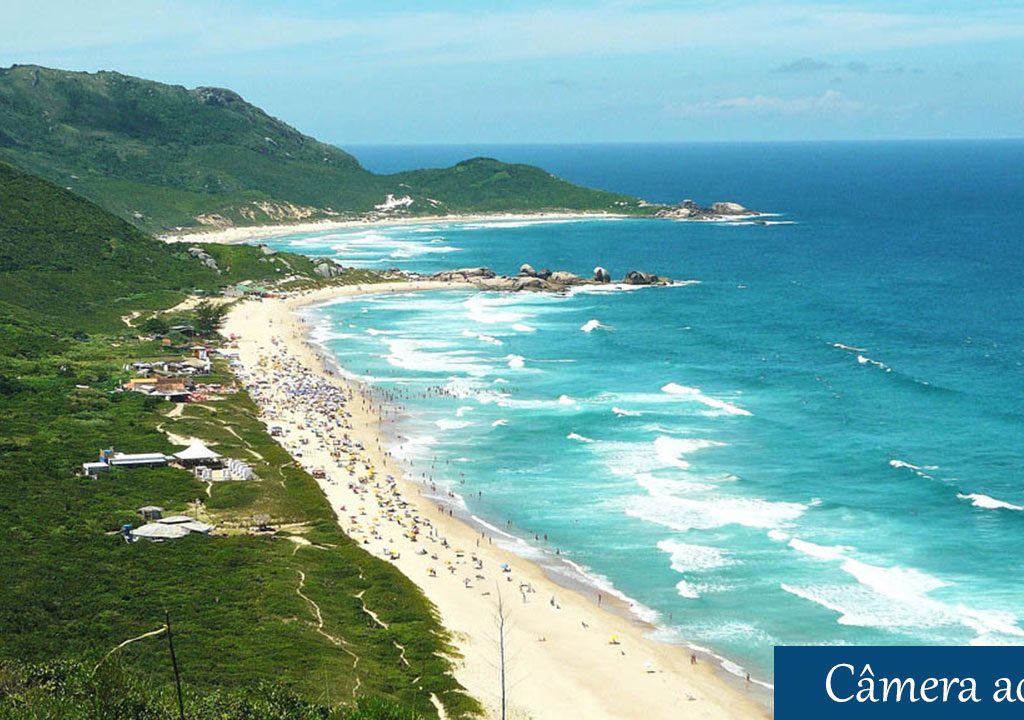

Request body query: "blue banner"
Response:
[776, 646, 1024, 718]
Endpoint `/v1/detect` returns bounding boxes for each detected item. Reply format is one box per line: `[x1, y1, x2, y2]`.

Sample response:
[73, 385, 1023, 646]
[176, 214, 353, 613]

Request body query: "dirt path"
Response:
[296, 570, 362, 695]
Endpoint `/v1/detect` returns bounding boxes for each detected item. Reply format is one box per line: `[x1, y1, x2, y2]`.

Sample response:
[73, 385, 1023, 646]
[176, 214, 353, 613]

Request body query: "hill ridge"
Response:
[0, 64, 647, 231]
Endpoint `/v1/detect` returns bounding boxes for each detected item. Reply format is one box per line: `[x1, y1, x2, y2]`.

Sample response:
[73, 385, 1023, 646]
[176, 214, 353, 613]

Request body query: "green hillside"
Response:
[0, 162, 476, 717]
[0, 64, 646, 232]
[0, 160, 349, 332]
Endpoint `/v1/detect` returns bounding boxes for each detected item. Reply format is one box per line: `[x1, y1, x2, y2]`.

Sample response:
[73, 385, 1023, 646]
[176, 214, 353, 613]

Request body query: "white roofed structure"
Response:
[109, 452, 171, 467]
[130, 514, 213, 541]
[173, 441, 221, 466]
[130, 523, 191, 541]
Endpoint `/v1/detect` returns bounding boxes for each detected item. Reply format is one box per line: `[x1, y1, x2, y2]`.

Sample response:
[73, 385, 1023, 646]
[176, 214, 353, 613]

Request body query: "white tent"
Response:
[173, 441, 221, 464]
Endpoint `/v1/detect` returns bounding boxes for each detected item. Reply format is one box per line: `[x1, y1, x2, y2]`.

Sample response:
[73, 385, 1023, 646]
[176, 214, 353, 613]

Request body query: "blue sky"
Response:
[3, 1, 1023, 143]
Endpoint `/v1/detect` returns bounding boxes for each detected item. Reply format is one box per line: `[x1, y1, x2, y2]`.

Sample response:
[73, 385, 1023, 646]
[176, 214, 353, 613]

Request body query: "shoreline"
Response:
[161, 211, 635, 245]
[223, 280, 772, 720]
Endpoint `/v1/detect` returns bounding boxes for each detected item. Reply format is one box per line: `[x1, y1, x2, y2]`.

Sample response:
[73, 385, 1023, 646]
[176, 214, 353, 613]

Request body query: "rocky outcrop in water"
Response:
[428, 264, 670, 292]
[432, 267, 497, 283]
[623, 270, 667, 286]
[655, 199, 757, 220]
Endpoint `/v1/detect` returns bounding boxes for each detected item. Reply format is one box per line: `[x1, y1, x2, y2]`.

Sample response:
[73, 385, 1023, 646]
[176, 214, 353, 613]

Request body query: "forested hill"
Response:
[0, 160, 336, 332]
[0, 64, 646, 232]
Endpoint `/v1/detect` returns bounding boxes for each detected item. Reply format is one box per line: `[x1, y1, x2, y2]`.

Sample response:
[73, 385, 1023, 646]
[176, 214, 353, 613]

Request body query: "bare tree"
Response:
[496, 588, 509, 720]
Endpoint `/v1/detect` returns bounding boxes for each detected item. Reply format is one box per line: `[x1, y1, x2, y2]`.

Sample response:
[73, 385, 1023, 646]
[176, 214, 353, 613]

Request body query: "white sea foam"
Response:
[957, 493, 1023, 511]
[612, 406, 642, 417]
[832, 342, 867, 352]
[782, 538, 1024, 641]
[789, 538, 853, 561]
[512, 323, 536, 333]
[567, 432, 594, 443]
[634, 473, 717, 495]
[553, 557, 661, 624]
[657, 539, 734, 573]
[857, 354, 892, 372]
[464, 294, 525, 325]
[626, 493, 806, 533]
[557, 394, 576, 406]
[384, 338, 492, 376]
[653, 436, 724, 469]
[391, 434, 438, 461]
[365, 327, 399, 336]
[455, 406, 475, 418]
[580, 318, 612, 333]
[435, 419, 472, 431]
[675, 580, 701, 599]
[461, 329, 504, 346]
[506, 354, 525, 369]
[460, 218, 588, 230]
[889, 458, 938, 480]
[491, 418, 508, 427]
[661, 382, 752, 416]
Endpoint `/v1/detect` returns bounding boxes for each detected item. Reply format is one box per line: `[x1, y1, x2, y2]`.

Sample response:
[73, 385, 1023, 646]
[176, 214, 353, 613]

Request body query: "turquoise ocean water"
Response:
[265, 142, 1024, 684]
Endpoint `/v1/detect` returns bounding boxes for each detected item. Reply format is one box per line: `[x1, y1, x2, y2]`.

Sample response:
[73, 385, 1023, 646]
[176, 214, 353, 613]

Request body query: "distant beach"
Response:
[162, 211, 632, 245]
[223, 281, 770, 720]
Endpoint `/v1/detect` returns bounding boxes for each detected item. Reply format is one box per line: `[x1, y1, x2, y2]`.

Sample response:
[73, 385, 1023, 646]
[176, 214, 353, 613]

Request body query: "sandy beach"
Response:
[161, 212, 632, 245]
[223, 281, 772, 720]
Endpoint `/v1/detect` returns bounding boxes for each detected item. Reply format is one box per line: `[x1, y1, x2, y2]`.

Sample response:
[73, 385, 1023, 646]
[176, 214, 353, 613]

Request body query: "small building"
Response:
[178, 357, 211, 374]
[173, 441, 222, 467]
[82, 461, 109, 477]
[108, 452, 171, 468]
[138, 505, 164, 521]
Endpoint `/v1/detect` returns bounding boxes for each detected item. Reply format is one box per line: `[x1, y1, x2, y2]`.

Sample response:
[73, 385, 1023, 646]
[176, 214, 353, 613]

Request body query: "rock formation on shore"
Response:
[655, 199, 757, 220]
[427, 265, 670, 292]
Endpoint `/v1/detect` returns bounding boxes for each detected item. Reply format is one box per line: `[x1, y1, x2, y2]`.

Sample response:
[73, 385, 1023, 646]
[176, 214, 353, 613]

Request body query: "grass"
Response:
[0, 161, 480, 717]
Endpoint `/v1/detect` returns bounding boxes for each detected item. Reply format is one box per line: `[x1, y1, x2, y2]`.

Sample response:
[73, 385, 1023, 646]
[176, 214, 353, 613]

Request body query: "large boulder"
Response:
[536, 268, 552, 280]
[593, 266, 611, 283]
[519, 263, 537, 277]
[623, 270, 659, 285]
[548, 271, 583, 286]
[432, 267, 497, 282]
[710, 201, 751, 216]
[515, 277, 547, 291]
[313, 259, 343, 278]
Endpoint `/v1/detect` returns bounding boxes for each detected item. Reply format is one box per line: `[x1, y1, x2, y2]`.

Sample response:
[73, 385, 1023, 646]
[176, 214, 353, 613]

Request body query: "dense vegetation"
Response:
[0, 659, 426, 719]
[0, 64, 648, 231]
[0, 160, 363, 331]
[0, 164, 478, 717]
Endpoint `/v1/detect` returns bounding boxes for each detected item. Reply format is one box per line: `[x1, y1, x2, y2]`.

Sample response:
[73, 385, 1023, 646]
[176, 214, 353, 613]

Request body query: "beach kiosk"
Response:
[173, 441, 221, 468]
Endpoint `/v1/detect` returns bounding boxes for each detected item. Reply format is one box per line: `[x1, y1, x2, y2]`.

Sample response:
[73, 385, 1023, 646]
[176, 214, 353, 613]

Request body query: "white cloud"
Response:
[4, 1, 1024, 66]
[670, 90, 865, 117]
